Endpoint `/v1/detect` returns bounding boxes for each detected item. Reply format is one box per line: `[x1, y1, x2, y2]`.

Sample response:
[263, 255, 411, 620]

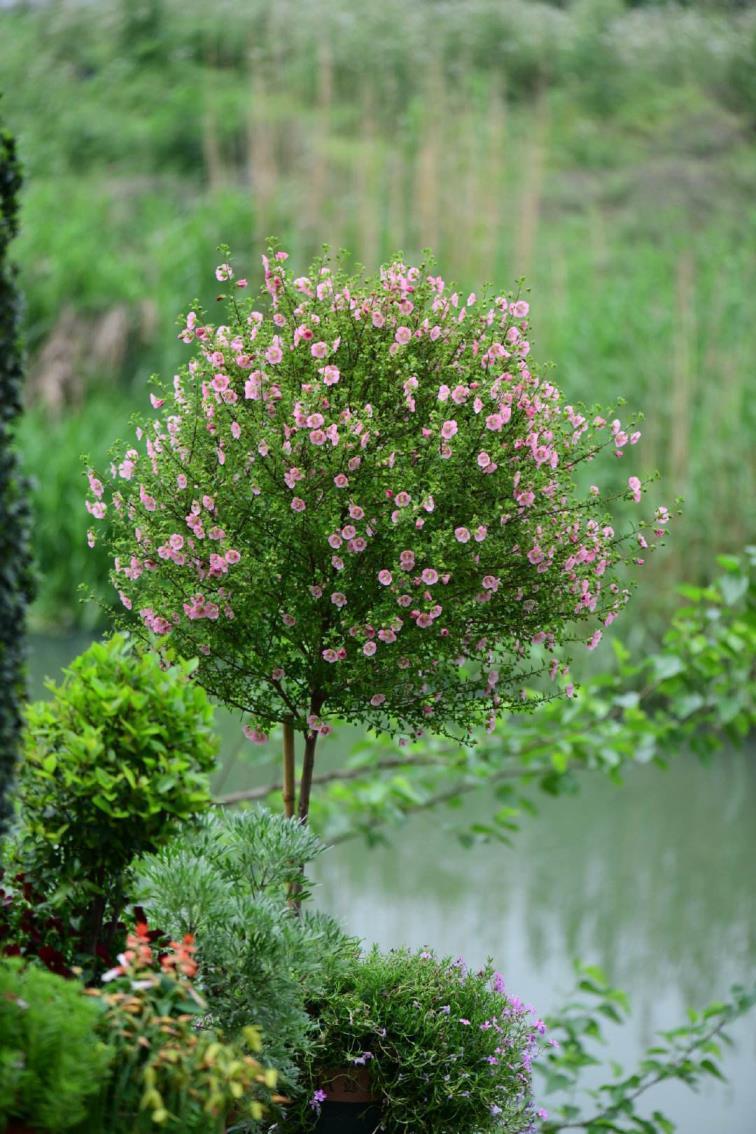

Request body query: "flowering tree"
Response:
[90, 247, 667, 823]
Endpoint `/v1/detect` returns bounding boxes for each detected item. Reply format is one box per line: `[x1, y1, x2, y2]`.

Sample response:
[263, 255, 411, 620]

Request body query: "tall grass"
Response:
[2, 0, 755, 628]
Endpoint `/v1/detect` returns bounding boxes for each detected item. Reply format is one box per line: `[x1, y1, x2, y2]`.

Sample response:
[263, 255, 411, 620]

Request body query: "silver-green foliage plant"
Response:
[137, 809, 355, 1085]
[0, 957, 111, 1132]
[92, 246, 667, 822]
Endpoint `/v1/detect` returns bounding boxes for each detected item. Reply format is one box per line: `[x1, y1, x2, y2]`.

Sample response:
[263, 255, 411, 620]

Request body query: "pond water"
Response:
[27, 634, 756, 1132]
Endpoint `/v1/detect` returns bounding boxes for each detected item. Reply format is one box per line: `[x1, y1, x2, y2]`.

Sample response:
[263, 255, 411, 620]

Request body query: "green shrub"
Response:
[137, 809, 356, 1085]
[87, 925, 277, 1134]
[0, 957, 110, 1132]
[288, 946, 541, 1133]
[10, 634, 218, 972]
[0, 110, 34, 838]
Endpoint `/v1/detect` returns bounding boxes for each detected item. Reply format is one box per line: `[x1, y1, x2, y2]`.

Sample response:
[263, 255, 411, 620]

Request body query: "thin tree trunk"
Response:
[297, 729, 318, 824]
[282, 720, 296, 818]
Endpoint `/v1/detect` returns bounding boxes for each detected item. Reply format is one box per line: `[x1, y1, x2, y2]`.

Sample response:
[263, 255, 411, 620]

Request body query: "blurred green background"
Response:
[2, 0, 754, 632]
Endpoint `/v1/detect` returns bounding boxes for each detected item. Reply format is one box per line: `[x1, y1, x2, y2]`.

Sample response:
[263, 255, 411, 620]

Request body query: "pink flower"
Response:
[334, 474, 349, 488]
[243, 725, 268, 744]
[587, 629, 603, 651]
[363, 641, 377, 656]
[628, 476, 642, 503]
[454, 527, 471, 543]
[440, 419, 458, 440]
[311, 341, 328, 359]
[395, 491, 411, 507]
[331, 591, 348, 608]
[322, 648, 340, 663]
[395, 326, 412, 345]
[265, 343, 283, 365]
[421, 568, 439, 585]
[399, 549, 415, 570]
[378, 570, 393, 585]
[510, 300, 529, 318]
[225, 549, 241, 564]
[291, 497, 306, 512]
[482, 575, 499, 591]
[321, 365, 340, 386]
[477, 451, 491, 469]
[371, 311, 385, 328]
[149, 393, 164, 409]
[370, 693, 386, 707]
[485, 413, 503, 431]
[215, 263, 233, 281]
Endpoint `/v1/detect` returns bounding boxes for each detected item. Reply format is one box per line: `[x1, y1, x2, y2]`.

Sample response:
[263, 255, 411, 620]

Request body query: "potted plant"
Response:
[92, 247, 666, 832]
[286, 945, 544, 1134]
[87, 923, 279, 1133]
[0, 957, 110, 1134]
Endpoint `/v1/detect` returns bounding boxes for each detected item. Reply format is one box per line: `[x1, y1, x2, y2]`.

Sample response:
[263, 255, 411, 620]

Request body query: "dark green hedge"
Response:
[0, 111, 33, 838]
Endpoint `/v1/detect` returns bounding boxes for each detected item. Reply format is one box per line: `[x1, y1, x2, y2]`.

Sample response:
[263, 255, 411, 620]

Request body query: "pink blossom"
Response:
[399, 549, 416, 570]
[243, 725, 268, 744]
[321, 365, 340, 386]
[363, 641, 377, 656]
[311, 341, 328, 359]
[440, 419, 458, 440]
[455, 527, 471, 543]
[628, 476, 642, 503]
[334, 474, 349, 488]
[482, 576, 499, 591]
[378, 570, 393, 585]
[215, 263, 234, 281]
[370, 694, 386, 707]
[395, 326, 412, 345]
[291, 497, 306, 512]
[225, 549, 241, 564]
[587, 629, 603, 651]
[331, 592, 348, 608]
[371, 311, 385, 328]
[511, 300, 529, 318]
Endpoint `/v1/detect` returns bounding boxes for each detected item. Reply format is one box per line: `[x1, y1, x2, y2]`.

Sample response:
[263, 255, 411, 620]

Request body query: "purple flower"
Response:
[309, 1088, 328, 1113]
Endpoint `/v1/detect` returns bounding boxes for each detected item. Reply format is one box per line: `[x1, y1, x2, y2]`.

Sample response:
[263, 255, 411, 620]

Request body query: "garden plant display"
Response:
[287, 945, 545, 1134]
[92, 247, 668, 825]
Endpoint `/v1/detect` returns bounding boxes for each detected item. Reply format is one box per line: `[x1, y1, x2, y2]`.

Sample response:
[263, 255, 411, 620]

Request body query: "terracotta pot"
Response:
[312, 1067, 381, 1134]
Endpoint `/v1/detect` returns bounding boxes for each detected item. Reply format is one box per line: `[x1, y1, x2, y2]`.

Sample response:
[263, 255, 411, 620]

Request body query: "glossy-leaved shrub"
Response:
[10, 633, 218, 973]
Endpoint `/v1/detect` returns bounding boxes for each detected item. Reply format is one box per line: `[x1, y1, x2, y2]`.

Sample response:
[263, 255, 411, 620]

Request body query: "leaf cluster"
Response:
[537, 962, 756, 1133]
[0, 956, 111, 1132]
[87, 929, 278, 1134]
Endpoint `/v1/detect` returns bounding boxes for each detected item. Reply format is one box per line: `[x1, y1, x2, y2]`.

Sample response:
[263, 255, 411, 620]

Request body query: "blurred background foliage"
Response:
[1, 0, 754, 632]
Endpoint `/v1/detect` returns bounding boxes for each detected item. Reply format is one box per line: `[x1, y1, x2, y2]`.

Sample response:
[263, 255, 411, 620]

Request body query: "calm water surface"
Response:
[28, 635, 756, 1132]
